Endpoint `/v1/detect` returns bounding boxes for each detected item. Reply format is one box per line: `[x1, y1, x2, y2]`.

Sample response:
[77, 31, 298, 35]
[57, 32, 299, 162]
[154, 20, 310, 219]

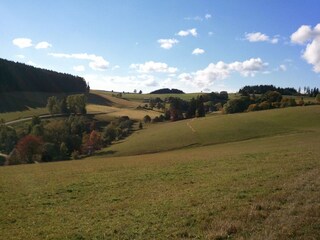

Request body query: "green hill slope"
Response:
[100, 106, 320, 157]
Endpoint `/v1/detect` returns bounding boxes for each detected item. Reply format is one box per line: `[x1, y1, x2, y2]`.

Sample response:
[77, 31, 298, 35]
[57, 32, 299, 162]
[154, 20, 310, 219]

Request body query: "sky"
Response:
[1, 0, 320, 93]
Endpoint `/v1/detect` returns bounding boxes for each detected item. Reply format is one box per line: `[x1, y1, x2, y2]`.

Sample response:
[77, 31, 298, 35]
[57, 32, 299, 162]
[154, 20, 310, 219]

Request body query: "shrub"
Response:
[258, 101, 271, 110]
[0, 155, 6, 166]
[247, 104, 259, 112]
[71, 150, 80, 160]
[143, 115, 151, 123]
[281, 98, 297, 108]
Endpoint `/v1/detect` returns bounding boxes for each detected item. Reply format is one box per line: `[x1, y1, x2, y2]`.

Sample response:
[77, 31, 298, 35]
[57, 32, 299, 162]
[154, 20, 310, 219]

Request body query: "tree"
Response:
[16, 135, 43, 163]
[143, 115, 151, 123]
[223, 97, 250, 114]
[139, 122, 143, 129]
[139, 90, 142, 94]
[88, 130, 102, 150]
[60, 142, 69, 159]
[196, 95, 205, 117]
[0, 124, 17, 154]
[67, 94, 87, 114]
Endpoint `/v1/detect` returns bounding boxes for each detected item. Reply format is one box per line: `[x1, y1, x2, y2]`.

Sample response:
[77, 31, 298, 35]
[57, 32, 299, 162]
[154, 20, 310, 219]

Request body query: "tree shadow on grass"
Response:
[94, 150, 117, 156]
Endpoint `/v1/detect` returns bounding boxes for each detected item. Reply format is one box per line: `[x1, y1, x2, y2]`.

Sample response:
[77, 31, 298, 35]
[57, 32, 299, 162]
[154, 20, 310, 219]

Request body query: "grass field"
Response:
[0, 129, 319, 239]
[0, 107, 49, 122]
[0, 105, 320, 239]
[100, 105, 320, 157]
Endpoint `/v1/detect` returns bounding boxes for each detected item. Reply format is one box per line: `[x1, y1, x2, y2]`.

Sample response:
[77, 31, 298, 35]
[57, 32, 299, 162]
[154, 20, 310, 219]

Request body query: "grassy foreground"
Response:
[1, 106, 320, 239]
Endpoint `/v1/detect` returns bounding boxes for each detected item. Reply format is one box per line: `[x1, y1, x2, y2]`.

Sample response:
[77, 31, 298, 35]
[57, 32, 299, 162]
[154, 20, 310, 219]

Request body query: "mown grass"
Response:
[0, 107, 49, 122]
[101, 105, 320, 157]
[0, 129, 319, 239]
[87, 104, 161, 121]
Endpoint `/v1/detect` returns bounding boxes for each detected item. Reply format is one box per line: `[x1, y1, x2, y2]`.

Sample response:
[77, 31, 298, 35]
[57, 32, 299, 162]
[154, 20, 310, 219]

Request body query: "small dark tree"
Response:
[139, 122, 143, 129]
[143, 115, 151, 123]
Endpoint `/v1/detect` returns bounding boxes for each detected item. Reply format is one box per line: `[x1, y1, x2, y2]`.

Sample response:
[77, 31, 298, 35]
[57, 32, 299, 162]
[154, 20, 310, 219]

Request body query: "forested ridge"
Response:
[0, 58, 89, 93]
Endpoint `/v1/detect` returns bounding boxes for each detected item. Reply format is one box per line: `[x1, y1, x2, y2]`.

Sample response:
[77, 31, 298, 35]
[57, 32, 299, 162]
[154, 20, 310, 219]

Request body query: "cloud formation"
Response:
[177, 28, 197, 37]
[179, 58, 267, 88]
[245, 32, 278, 44]
[192, 48, 205, 55]
[157, 38, 179, 49]
[35, 41, 52, 49]
[12, 38, 33, 48]
[73, 65, 85, 72]
[291, 24, 320, 72]
[49, 53, 109, 71]
[130, 61, 178, 73]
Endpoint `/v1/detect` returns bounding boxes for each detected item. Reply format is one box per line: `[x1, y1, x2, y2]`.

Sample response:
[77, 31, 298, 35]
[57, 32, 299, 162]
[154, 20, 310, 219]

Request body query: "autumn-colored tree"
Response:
[16, 135, 43, 163]
[88, 130, 102, 150]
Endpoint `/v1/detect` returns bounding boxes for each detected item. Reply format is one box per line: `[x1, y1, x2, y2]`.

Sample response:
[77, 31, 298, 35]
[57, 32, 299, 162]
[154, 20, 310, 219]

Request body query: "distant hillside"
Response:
[150, 88, 185, 94]
[0, 58, 89, 93]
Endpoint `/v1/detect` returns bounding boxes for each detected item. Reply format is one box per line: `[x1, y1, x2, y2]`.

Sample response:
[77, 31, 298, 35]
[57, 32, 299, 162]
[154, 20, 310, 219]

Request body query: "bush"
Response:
[316, 93, 320, 103]
[281, 98, 297, 108]
[143, 115, 151, 123]
[258, 101, 271, 110]
[0, 155, 6, 166]
[247, 104, 260, 112]
[71, 150, 80, 160]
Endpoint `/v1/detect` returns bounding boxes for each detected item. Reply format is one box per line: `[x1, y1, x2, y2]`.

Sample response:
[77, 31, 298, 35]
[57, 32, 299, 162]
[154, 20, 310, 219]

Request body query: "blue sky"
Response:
[1, 0, 320, 93]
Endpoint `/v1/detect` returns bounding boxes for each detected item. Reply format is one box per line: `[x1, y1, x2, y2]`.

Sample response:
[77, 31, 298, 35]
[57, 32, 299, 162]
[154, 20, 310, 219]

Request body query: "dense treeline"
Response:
[0, 58, 89, 92]
[239, 84, 320, 97]
[150, 88, 185, 94]
[239, 85, 298, 96]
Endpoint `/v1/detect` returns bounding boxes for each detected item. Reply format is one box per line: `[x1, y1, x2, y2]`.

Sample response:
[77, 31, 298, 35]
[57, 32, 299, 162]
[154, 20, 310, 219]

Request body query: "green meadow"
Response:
[1, 105, 319, 239]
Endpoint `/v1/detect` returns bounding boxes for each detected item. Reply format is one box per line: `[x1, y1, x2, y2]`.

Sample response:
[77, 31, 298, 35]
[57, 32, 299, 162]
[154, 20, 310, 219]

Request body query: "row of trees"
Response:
[223, 90, 317, 114]
[47, 94, 87, 115]
[0, 58, 89, 93]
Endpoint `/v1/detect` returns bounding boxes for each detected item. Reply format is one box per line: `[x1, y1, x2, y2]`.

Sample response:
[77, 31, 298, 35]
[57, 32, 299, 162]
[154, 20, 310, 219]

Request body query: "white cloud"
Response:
[157, 38, 179, 49]
[177, 28, 197, 37]
[245, 32, 279, 44]
[49, 53, 109, 71]
[291, 24, 320, 72]
[15, 55, 25, 59]
[184, 14, 212, 21]
[73, 65, 85, 72]
[35, 41, 52, 49]
[12, 38, 33, 48]
[179, 58, 267, 88]
[138, 75, 158, 87]
[112, 65, 120, 70]
[192, 48, 205, 55]
[303, 38, 320, 72]
[208, 32, 213, 36]
[130, 61, 178, 73]
[279, 64, 287, 72]
[290, 25, 314, 44]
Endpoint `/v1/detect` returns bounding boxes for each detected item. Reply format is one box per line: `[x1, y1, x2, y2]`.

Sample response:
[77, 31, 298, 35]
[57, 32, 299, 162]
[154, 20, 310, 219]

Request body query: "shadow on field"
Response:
[95, 150, 117, 156]
[87, 93, 113, 106]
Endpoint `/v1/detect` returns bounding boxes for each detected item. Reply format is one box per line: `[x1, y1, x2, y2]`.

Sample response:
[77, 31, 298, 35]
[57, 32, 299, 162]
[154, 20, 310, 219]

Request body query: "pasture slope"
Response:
[0, 106, 319, 239]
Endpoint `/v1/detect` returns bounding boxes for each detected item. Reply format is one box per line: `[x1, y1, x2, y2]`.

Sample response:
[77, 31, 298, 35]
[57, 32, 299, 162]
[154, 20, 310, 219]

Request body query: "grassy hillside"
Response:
[93, 90, 203, 102]
[0, 126, 319, 239]
[100, 105, 320, 157]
